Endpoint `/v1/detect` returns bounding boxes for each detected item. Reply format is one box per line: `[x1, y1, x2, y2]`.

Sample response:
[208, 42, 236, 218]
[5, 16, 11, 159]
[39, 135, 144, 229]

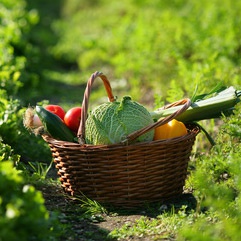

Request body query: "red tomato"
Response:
[64, 107, 82, 132]
[45, 105, 66, 120]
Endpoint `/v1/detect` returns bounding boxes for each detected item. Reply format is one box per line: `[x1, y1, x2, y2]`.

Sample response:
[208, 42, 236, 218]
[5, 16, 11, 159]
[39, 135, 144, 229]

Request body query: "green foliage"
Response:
[0, 88, 51, 162]
[0, 142, 58, 241]
[178, 105, 241, 240]
[0, 0, 51, 162]
[75, 194, 108, 220]
[50, 0, 241, 103]
[0, 0, 39, 97]
[23, 161, 54, 181]
[109, 206, 200, 240]
[0, 90, 22, 143]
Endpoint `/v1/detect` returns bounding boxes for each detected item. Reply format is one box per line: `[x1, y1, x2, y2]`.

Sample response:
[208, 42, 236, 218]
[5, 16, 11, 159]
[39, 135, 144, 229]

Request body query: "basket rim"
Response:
[43, 123, 200, 150]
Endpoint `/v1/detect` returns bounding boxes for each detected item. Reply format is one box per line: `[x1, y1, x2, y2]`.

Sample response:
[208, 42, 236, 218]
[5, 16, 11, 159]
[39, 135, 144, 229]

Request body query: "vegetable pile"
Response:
[24, 104, 82, 142]
[24, 80, 241, 146]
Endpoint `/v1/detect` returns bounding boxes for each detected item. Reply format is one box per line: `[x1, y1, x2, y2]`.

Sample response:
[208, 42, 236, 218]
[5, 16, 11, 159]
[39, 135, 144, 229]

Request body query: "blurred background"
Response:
[17, 0, 241, 108]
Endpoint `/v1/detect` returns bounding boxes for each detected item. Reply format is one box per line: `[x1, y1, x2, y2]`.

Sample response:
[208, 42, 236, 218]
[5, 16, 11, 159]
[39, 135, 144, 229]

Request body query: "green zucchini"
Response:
[35, 105, 75, 142]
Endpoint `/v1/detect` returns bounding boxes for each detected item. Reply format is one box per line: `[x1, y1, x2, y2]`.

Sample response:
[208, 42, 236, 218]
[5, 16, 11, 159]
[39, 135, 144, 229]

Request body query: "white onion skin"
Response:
[32, 114, 42, 127]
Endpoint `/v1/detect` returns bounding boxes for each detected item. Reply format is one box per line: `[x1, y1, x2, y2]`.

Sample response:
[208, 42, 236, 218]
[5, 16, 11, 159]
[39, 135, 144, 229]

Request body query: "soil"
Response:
[40, 182, 143, 241]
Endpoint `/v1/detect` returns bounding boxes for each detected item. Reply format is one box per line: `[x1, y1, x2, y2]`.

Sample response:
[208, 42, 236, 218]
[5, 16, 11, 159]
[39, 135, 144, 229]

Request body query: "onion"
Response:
[32, 114, 42, 127]
[23, 107, 43, 129]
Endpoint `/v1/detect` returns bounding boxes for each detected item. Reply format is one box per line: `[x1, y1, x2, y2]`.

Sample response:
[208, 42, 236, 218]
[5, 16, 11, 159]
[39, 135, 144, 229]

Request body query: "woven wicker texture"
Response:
[42, 71, 200, 207]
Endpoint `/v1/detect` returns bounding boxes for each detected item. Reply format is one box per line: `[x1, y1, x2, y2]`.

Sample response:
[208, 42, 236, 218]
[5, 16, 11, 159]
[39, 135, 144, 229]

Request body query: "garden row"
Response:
[0, 1, 61, 240]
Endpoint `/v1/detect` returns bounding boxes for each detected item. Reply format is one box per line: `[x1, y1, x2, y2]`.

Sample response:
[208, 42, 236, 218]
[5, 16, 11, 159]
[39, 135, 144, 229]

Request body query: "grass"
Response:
[109, 212, 183, 240]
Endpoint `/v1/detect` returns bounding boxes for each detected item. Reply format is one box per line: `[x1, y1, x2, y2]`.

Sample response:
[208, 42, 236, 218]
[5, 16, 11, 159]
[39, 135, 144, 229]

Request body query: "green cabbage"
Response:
[85, 96, 154, 145]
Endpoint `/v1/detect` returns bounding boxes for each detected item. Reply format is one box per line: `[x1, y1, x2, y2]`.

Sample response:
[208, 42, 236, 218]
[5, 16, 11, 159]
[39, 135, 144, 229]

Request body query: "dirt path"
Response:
[40, 182, 149, 240]
[39, 179, 196, 241]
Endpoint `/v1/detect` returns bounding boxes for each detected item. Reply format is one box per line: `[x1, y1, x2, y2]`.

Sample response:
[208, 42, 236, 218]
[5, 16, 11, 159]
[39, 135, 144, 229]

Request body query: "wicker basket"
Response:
[43, 71, 200, 207]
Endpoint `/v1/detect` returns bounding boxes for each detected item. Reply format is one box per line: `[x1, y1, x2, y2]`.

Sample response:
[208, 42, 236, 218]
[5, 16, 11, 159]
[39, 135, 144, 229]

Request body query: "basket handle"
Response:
[77, 71, 115, 144]
[77, 71, 191, 145]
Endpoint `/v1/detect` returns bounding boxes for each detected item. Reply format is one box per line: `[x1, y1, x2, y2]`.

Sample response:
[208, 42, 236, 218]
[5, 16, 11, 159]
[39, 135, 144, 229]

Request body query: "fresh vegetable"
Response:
[45, 105, 66, 120]
[35, 106, 75, 142]
[32, 114, 42, 127]
[153, 119, 187, 140]
[64, 107, 82, 133]
[85, 96, 154, 145]
[24, 107, 42, 128]
[150, 86, 241, 123]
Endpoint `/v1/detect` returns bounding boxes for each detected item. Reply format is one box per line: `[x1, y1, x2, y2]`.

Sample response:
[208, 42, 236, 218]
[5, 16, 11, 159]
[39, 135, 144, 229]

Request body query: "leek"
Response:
[150, 86, 241, 123]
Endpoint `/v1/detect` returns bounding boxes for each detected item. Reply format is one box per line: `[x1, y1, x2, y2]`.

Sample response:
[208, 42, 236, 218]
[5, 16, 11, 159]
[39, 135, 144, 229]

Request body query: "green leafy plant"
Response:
[109, 206, 198, 240]
[85, 95, 154, 145]
[50, 0, 241, 104]
[178, 105, 241, 241]
[73, 194, 108, 218]
[0, 142, 59, 241]
[26, 161, 53, 180]
[0, 0, 52, 163]
[0, 0, 39, 98]
[0, 90, 52, 163]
